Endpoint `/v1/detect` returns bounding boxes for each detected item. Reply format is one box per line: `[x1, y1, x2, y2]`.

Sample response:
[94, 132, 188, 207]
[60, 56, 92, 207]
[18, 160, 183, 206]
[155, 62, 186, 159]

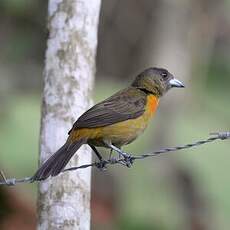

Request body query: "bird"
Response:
[32, 67, 184, 181]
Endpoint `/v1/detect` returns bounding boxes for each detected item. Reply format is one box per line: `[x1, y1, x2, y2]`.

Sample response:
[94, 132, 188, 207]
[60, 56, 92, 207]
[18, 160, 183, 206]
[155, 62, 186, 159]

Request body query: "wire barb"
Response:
[210, 132, 230, 140]
[0, 131, 229, 186]
[0, 171, 8, 184]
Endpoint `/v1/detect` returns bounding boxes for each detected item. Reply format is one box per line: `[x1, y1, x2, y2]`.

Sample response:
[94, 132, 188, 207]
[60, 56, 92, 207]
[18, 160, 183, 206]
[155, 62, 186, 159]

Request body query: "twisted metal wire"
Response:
[1, 132, 229, 186]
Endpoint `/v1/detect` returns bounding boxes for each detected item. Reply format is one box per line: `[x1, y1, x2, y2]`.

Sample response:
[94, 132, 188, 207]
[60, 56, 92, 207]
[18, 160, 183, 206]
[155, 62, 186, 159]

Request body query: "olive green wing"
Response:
[69, 87, 146, 132]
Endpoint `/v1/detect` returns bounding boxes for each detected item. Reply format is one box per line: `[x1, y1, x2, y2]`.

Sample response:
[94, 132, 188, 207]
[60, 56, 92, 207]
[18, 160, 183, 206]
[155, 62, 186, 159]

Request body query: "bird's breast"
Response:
[69, 94, 159, 147]
[94, 94, 159, 146]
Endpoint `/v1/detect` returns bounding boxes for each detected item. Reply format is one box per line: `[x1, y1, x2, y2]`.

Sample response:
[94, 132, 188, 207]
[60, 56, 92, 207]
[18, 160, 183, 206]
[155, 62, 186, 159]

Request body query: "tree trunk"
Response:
[37, 1, 101, 229]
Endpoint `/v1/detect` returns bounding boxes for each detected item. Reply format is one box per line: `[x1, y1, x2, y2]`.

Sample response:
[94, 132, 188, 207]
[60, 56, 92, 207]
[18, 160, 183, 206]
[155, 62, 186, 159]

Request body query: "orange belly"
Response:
[69, 95, 159, 147]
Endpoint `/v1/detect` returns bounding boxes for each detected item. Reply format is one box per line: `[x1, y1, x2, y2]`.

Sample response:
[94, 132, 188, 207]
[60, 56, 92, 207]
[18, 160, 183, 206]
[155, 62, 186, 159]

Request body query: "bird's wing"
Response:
[69, 87, 146, 132]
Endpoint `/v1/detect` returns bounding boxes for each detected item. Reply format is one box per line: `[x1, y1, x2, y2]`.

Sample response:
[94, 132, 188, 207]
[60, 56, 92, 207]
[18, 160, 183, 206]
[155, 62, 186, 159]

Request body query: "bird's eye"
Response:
[161, 72, 168, 78]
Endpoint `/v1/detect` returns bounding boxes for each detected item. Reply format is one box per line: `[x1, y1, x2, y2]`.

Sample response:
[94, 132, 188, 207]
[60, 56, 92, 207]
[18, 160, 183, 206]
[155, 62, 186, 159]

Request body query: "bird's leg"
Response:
[89, 144, 103, 160]
[109, 149, 113, 160]
[89, 144, 106, 170]
[103, 141, 133, 167]
[108, 149, 118, 164]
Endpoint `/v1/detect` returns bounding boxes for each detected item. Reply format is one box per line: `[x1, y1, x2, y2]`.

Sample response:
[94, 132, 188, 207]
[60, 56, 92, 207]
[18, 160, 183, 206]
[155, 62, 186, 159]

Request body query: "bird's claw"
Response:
[95, 160, 107, 171]
[120, 154, 134, 168]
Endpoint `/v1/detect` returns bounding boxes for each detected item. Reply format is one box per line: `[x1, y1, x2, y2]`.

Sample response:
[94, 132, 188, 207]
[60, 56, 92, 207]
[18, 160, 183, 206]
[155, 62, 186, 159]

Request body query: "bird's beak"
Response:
[169, 78, 185, 88]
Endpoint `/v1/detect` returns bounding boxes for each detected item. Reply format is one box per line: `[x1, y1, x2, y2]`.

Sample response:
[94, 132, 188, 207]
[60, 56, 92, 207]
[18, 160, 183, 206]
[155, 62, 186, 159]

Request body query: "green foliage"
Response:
[1, 0, 36, 15]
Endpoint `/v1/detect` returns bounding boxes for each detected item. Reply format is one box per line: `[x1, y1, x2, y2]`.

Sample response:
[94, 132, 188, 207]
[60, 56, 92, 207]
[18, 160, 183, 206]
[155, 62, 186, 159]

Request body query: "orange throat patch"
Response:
[146, 94, 159, 116]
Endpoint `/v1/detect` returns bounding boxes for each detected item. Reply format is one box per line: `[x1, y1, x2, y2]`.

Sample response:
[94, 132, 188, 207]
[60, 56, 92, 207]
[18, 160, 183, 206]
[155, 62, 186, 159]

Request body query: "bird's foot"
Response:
[109, 152, 134, 168]
[103, 141, 135, 168]
[119, 153, 134, 168]
[95, 160, 107, 171]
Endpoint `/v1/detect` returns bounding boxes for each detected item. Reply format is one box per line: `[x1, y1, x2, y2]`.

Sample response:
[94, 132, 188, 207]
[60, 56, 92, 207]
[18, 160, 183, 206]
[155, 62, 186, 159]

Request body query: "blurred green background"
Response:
[0, 0, 230, 229]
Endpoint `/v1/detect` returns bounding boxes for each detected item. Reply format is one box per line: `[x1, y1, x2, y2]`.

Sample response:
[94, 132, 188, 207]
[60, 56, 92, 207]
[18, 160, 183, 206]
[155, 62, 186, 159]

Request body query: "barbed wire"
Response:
[0, 131, 230, 186]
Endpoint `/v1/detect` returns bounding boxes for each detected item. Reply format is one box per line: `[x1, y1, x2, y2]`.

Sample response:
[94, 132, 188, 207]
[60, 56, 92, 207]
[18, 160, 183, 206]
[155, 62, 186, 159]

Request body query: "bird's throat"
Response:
[146, 94, 159, 116]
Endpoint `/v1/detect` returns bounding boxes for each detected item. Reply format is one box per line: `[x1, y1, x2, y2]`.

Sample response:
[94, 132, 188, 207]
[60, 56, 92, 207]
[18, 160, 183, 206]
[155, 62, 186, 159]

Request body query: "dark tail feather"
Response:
[32, 138, 86, 181]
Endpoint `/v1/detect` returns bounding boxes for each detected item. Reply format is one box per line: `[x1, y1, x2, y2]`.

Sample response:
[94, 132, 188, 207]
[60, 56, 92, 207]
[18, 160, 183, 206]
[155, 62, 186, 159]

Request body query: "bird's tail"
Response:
[32, 138, 86, 181]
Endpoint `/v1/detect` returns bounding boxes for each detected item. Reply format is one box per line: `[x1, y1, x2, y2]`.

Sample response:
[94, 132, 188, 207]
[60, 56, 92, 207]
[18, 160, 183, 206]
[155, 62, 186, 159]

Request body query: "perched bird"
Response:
[33, 67, 184, 180]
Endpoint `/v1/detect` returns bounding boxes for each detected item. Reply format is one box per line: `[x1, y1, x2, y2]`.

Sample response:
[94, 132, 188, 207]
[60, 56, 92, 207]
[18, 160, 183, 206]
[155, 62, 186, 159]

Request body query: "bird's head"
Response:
[131, 67, 185, 97]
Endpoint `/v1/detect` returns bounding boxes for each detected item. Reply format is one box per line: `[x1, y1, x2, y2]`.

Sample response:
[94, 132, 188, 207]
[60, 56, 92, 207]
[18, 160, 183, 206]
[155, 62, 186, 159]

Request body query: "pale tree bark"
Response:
[37, 1, 101, 229]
